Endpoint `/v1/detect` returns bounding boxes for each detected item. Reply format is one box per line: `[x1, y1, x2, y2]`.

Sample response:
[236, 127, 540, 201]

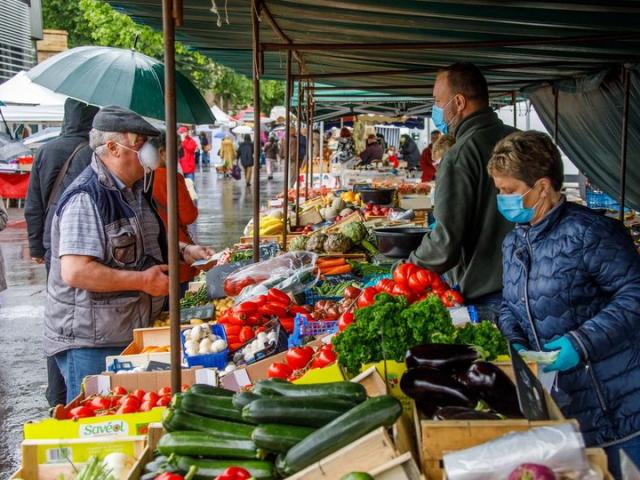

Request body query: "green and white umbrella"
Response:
[28, 46, 215, 125]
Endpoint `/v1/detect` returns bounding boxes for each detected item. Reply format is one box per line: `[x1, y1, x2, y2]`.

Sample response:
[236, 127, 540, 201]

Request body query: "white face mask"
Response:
[116, 141, 160, 191]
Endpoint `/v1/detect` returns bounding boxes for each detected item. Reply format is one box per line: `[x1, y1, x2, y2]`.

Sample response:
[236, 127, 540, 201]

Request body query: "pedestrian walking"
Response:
[178, 126, 197, 182]
[238, 134, 254, 187]
[263, 136, 278, 180]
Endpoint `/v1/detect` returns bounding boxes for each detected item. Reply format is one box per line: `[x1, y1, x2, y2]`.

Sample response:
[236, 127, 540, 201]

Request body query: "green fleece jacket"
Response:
[409, 108, 516, 302]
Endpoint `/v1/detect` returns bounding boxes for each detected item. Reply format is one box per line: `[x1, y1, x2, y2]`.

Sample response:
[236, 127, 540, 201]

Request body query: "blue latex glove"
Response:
[542, 336, 580, 373]
[512, 343, 527, 353]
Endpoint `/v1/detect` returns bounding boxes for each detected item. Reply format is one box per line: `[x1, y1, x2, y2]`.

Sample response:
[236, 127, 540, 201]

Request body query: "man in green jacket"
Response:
[409, 63, 516, 319]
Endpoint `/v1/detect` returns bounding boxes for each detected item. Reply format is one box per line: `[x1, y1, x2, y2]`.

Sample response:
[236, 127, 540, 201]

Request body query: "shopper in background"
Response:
[489, 130, 640, 478]
[150, 132, 199, 296]
[399, 134, 420, 169]
[199, 131, 210, 166]
[431, 134, 456, 167]
[332, 127, 356, 187]
[358, 134, 384, 166]
[219, 134, 236, 177]
[24, 97, 99, 408]
[419, 130, 441, 182]
[385, 146, 399, 169]
[409, 62, 516, 320]
[263, 136, 278, 180]
[238, 134, 254, 187]
[178, 125, 197, 182]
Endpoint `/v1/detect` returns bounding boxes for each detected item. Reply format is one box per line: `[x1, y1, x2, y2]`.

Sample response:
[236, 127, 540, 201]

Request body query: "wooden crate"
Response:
[325, 211, 363, 233]
[369, 452, 424, 480]
[126, 424, 164, 480]
[352, 366, 388, 397]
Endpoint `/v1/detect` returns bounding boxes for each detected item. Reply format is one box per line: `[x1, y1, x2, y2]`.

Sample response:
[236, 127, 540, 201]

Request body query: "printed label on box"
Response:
[80, 420, 129, 438]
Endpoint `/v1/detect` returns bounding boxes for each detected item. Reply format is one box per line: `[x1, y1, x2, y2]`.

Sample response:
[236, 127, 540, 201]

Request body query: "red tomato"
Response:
[215, 466, 252, 480]
[109, 395, 123, 408]
[357, 287, 378, 308]
[285, 347, 314, 370]
[239, 326, 255, 343]
[377, 278, 395, 294]
[69, 405, 95, 419]
[224, 324, 242, 336]
[119, 395, 140, 409]
[268, 288, 291, 305]
[393, 263, 417, 287]
[311, 349, 337, 369]
[289, 305, 310, 315]
[229, 342, 244, 351]
[392, 283, 413, 300]
[116, 404, 139, 415]
[111, 386, 127, 396]
[441, 289, 464, 307]
[157, 386, 172, 397]
[320, 343, 334, 353]
[234, 301, 258, 314]
[139, 400, 156, 412]
[338, 311, 354, 332]
[154, 473, 184, 480]
[259, 303, 288, 318]
[280, 316, 295, 333]
[408, 272, 426, 294]
[267, 362, 293, 379]
[132, 389, 146, 401]
[143, 391, 159, 405]
[181, 384, 190, 393]
[254, 294, 269, 306]
[156, 395, 172, 407]
[88, 396, 111, 412]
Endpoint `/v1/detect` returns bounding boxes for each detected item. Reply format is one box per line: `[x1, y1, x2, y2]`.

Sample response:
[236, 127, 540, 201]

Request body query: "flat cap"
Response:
[92, 105, 160, 136]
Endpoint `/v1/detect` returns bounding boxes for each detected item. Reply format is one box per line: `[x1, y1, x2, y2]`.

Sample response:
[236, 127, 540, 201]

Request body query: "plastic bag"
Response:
[443, 424, 594, 480]
[223, 251, 319, 303]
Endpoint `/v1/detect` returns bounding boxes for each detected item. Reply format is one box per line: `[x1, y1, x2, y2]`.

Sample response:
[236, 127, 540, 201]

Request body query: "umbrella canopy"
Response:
[0, 133, 30, 163]
[27, 46, 215, 125]
[232, 125, 252, 135]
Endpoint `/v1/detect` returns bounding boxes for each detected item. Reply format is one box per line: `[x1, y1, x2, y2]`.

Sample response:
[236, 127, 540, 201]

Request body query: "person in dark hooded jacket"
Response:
[399, 134, 420, 169]
[24, 97, 99, 407]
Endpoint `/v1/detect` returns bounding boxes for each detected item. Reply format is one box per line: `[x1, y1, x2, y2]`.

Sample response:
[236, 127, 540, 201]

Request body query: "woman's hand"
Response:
[183, 244, 216, 271]
[542, 336, 580, 372]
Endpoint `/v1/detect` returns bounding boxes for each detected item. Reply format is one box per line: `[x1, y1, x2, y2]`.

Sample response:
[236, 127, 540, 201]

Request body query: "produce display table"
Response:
[0, 170, 30, 199]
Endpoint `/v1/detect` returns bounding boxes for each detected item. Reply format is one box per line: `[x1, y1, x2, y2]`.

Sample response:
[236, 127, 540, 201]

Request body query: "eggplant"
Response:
[432, 406, 502, 421]
[406, 344, 479, 372]
[401, 368, 477, 417]
[454, 362, 523, 418]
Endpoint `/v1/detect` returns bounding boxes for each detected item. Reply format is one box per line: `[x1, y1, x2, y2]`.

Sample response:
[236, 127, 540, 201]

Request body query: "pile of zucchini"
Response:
[150, 380, 402, 479]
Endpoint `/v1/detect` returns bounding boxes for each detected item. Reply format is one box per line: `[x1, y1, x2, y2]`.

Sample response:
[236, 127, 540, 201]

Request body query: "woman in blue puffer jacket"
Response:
[487, 131, 640, 478]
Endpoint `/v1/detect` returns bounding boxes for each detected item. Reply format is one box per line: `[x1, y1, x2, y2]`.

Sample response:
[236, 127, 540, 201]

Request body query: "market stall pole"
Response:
[553, 87, 559, 144]
[161, 0, 182, 394]
[252, 0, 261, 261]
[295, 77, 302, 226]
[282, 49, 293, 250]
[619, 66, 631, 222]
[307, 83, 314, 193]
[512, 91, 517, 128]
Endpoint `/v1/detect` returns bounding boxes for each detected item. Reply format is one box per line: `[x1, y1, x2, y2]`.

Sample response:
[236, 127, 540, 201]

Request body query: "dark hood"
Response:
[61, 98, 99, 137]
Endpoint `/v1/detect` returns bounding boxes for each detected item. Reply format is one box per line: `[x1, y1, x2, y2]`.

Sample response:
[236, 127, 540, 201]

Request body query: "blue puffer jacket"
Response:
[499, 198, 640, 447]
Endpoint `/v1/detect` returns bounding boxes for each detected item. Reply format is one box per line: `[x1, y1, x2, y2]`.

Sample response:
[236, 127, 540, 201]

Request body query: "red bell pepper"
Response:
[214, 466, 252, 480]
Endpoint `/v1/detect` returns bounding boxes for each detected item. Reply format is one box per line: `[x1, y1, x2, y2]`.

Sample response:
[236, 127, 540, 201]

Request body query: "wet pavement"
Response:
[0, 165, 284, 476]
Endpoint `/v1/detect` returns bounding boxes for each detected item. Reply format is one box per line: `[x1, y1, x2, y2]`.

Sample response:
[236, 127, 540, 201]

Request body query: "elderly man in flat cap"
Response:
[44, 105, 214, 402]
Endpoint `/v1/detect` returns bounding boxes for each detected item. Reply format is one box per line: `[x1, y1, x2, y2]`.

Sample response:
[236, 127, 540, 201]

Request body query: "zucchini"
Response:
[157, 431, 261, 459]
[276, 395, 402, 476]
[177, 456, 275, 480]
[189, 384, 235, 397]
[253, 379, 367, 403]
[174, 392, 247, 423]
[252, 424, 315, 454]
[242, 397, 356, 427]
[232, 391, 261, 410]
[162, 407, 254, 440]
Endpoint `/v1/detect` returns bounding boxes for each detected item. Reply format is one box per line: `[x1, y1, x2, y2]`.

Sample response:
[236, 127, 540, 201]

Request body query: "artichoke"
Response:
[341, 222, 368, 244]
[324, 233, 352, 254]
[289, 235, 308, 251]
[306, 233, 328, 253]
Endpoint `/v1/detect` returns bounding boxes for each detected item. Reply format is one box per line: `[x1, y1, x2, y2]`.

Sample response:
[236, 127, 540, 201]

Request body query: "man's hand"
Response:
[183, 244, 216, 271]
[32, 257, 45, 264]
[141, 264, 170, 297]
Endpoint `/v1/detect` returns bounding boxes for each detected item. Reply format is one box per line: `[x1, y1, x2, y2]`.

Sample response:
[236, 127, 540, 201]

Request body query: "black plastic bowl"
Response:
[374, 227, 429, 259]
[359, 188, 396, 205]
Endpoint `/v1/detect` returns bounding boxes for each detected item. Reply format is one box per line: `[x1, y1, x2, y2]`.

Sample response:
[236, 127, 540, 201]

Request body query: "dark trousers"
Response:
[44, 259, 67, 407]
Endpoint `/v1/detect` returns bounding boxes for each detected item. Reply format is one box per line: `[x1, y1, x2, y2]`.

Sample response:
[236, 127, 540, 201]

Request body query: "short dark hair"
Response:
[488, 131, 564, 191]
[440, 62, 489, 104]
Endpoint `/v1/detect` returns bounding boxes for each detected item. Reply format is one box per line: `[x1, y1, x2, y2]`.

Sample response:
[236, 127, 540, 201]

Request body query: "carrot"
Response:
[317, 257, 347, 268]
[321, 264, 352, 276]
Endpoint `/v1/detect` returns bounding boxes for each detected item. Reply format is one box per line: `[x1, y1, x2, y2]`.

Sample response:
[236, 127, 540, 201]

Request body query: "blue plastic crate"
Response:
[230, 319, 290, 366]
[181, 323, 229, 369]
[288, 313, 338, 348]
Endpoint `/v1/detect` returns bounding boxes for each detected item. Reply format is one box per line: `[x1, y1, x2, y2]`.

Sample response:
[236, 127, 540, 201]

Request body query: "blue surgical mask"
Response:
[497, 186, 538, 223]
[431, 96, 456, 135]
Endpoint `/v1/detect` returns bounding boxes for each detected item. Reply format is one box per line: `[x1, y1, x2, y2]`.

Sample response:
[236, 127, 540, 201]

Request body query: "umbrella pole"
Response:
[252, 0, 261, 262]
[304, 82, 309, 199]
[162, 0, 182, 394]
[282, 50, 292, 251]
[619, 66, 630, 222]
[0, 108, 11, 138]
[308, 85, 314, 192]
[295, 76, 302, 227]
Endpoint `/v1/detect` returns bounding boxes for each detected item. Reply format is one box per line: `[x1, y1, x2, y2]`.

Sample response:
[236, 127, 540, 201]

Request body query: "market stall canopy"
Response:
[0, 71, 67, 106]
[211, 104, 235, 126]
[27, 46, 215, 125]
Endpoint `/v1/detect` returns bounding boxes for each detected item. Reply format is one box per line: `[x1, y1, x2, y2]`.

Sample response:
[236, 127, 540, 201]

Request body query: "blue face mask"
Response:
[497, 187, 538, 223]
[431, 96, 456, 135]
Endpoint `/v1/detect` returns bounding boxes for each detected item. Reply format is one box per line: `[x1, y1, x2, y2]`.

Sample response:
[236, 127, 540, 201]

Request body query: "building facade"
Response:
[0, 0, 43, 83]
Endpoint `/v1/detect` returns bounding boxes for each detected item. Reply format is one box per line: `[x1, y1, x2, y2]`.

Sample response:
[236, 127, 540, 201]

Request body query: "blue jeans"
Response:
[55, 347, 124, 403]
[605, 435, 640, 479]
[472, 291, 503, 323]
[184, 172, 195, 183]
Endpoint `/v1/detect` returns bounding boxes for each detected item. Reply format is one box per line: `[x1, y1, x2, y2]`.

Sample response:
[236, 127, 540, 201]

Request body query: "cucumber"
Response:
[162, 407, 254, 440]
[232, 391, 261, 410]
[253, 379, 367, 403]
[189, 384, 235, 397]
[157, 431, 261, 459]
[174, 392, 247, 423]
[177, 456, 275, 480]
[276, 395, 402, 476]
[252, 424, 315, 454]
[242, 397, 356, 427]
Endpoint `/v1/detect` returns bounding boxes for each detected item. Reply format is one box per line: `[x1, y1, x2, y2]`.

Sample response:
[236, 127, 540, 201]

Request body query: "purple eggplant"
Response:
[508, 463, 557, 480]
[455, 362, 523, 418]
[401, 368, 477, 417]
[406, 344, 479, 372]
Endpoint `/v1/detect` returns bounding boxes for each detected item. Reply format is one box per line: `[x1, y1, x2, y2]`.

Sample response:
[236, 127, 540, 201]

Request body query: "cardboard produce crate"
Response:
[24, 368, 217, 441]
[399, 194, 432, 210]
[11, 435, 146, 480]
